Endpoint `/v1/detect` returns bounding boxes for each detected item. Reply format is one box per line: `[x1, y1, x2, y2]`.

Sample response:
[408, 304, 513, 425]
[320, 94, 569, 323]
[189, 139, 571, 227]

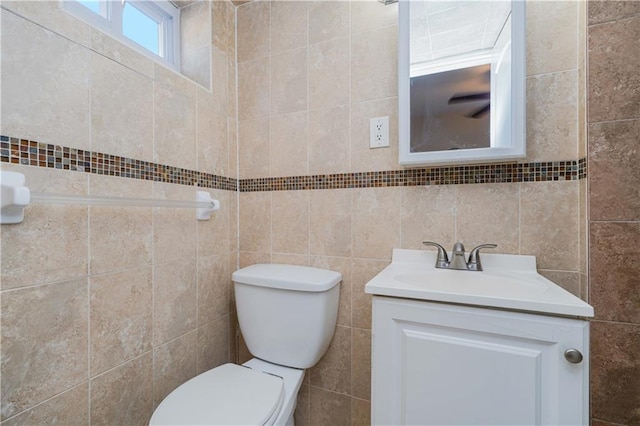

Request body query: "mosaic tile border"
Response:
[240, 159, 587, 192]
[0, 136, 237, 191]
[1, 135, 587, 193]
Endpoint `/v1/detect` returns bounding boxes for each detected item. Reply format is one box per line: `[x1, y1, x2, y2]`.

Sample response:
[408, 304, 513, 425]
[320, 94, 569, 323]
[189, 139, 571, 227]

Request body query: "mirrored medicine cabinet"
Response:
[398, 0, 526, 166]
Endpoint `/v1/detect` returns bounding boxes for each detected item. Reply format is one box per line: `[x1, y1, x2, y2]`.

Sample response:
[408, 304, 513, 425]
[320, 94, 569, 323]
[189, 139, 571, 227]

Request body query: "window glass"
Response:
[77, 0, 101, 15]
[122, 3, 161, 56]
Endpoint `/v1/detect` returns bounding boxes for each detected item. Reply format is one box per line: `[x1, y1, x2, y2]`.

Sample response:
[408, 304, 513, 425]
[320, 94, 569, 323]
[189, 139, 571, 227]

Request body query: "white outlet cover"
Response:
[370, 116, 390, 149]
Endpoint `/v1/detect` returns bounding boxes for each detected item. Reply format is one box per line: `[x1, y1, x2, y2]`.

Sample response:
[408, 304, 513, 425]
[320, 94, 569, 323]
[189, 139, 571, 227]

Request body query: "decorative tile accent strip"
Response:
[1, 135, 587, 193]
[240, 160, 587, 192]
[0, 136, 237, 191]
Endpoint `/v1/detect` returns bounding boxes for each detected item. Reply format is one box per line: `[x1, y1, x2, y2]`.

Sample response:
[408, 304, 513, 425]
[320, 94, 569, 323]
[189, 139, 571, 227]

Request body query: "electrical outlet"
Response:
[370, 116, 390, 149]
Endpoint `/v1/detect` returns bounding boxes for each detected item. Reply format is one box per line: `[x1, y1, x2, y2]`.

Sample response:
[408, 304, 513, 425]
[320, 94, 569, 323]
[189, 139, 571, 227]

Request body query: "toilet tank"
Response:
[232, 264, 341, 369]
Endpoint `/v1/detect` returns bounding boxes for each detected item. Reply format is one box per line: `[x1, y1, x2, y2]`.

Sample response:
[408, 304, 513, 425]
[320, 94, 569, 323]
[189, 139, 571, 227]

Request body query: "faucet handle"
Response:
[422, 241, 449, 269]
[467, 244, 497, 271]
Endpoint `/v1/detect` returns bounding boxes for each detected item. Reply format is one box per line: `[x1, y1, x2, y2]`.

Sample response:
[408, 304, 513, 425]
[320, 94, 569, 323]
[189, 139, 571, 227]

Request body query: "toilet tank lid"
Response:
[232, 264, 341, 292]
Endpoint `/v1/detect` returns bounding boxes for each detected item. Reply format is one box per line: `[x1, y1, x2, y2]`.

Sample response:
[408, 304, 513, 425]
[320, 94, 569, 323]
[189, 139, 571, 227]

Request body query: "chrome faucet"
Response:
[422, 241, 497, 271]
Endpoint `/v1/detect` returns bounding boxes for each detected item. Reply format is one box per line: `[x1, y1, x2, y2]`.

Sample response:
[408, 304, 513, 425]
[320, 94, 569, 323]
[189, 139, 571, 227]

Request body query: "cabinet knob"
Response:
[564, 348, 583, 364]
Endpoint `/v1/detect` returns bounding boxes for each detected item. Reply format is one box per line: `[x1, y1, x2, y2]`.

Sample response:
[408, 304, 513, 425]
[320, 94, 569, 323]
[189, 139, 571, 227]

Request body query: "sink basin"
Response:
[365, 249, 593, 317]
[394, 269, 549, 294]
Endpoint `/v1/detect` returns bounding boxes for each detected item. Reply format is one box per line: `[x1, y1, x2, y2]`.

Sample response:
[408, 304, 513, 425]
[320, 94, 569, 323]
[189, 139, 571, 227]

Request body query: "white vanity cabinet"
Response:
[371, 296, 589, 425]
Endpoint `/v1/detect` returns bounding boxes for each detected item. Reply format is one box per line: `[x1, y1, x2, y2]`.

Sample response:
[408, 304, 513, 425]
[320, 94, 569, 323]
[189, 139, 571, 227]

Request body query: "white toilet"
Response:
[150, 263, 342, 426]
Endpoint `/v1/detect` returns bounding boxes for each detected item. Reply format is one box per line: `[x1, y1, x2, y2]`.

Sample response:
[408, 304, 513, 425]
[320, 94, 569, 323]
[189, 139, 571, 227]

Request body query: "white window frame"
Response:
[62, 0, 180, 70]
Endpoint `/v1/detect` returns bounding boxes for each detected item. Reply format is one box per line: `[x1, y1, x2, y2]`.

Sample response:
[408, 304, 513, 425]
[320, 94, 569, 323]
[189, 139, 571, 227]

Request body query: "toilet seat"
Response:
[149, 363, 284, 426]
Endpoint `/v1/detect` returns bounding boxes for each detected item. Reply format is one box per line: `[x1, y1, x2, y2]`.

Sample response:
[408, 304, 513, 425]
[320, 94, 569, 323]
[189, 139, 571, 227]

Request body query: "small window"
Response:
[123, 3, 160, 56]
[63, 0, 180, 68]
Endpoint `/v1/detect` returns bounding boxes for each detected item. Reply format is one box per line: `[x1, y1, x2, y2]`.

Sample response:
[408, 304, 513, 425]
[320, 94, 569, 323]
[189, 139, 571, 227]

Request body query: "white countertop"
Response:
[365, 249, 594, 318]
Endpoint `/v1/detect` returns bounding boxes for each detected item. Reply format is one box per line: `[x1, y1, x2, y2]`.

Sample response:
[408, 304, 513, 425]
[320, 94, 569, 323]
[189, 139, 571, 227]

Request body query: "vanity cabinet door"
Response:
[371, 297, 589, 426]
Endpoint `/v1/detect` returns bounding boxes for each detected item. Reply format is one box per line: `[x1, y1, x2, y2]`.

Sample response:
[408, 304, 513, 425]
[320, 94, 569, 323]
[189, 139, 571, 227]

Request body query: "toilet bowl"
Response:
[150, 264, 341, 426]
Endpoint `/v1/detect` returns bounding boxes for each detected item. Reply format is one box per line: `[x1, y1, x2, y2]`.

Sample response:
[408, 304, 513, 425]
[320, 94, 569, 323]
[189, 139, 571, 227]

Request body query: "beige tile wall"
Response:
[235, 1, 587, 424]
[0, 0, 591, 424]
[0, 1, 237, 424]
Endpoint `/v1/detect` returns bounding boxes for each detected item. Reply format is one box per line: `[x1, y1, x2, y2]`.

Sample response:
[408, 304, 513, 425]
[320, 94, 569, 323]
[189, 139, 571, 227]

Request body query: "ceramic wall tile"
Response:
[237, 58, 271, 120]
[1, 279, 88, 420]
[351, 258, 390, 330]
[352, 187, 400, 260]
[270, 111, 308, 177]
[239, 118, 271, 179]
[152, 332, 198, 407]
[197, 254, 229, 327]
[1, 165, 88, 290]
[526, 71, 578, 162]
[588, 0, 640, 25]
[228, 57, 238, 118]
[309, 386, 352, 426]
[400, 185, 456, 251]
[589, 119, 640, 221]
[228, 118, 239, 179]
[89, 175, 153, 275]
[309, 38, 350, 111]
[153, 63, 197, 101]
[90, 353, 153, 426]
[351, 26, 397, 104]
[198, 189, 230, 258]
[309, 189, 352, 257]
[1, 11, 90, 149]
[351, 328, 371, 400]
[90, 53, 153, 161]
[588, 16, 640, 122]
[590, 222, 640, 324]
[90, 29, 153, 78]
[212, 0, 229, 52]
[236, 1, 270, 63]
[294, 381, 311, 426]
[456, 183, 520, 255]
[196, 315, 229, 374]
[2, 1, 91, 47]
[210, 46, 229, 114]
[153, 260, 197, 346]
[351, 0, 397, 35]
[90, 267, 153, 376]
[538, 270, 581, 297]
[271, 48, 308, 115]
[310, 326, 352, 394]
[270, 253, 311, 266]
[153, 83, 197, 170]
[152, 183, 197, 265]
[239, 251, 272, 268]
[521, 181, 580, 271]
[351, 398, 371, 426]
[1, 382, 88, 426]
[308, 106, 351, 175]
[526, 1, 578, 75]
[271, 1, 308, 54]
[590, 321, 640, 425]
[181, 1, 210, 50]
[309, 1, 350, 45]
[239, 192, 272, 252]
[271, 191, 310, 254]
[182, 44, 211, 90]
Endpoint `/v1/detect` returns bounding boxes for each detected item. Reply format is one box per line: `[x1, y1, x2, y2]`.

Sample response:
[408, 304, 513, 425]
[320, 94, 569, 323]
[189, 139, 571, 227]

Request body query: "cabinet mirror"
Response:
[398, 0, 526, 166]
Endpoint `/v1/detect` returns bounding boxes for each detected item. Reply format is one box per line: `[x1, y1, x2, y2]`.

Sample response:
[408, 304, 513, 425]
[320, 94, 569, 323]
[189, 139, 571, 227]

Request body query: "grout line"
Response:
[518, 181, 522, 254]
[87, 49, 94, 421]
[587, 13, 640, 28]
[0, 380, 90, 424]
